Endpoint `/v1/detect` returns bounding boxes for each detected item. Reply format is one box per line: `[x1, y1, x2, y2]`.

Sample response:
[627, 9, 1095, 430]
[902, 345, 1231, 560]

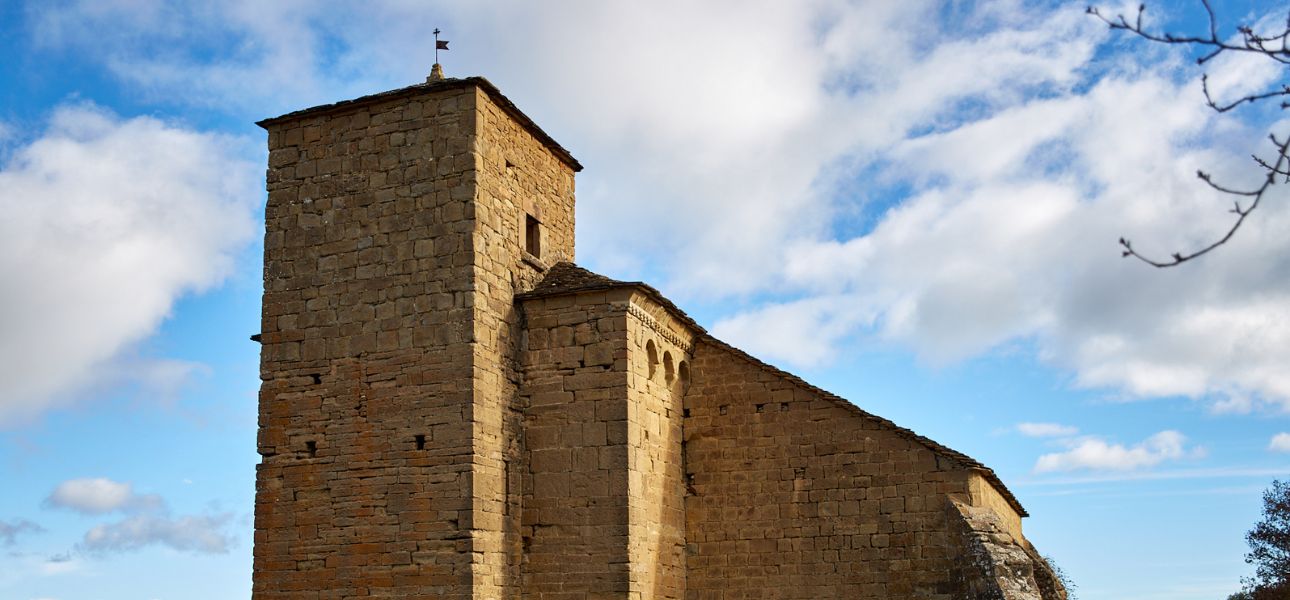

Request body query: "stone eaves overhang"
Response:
[518, 261, 1030, 518]
[256, 76, 583, 173]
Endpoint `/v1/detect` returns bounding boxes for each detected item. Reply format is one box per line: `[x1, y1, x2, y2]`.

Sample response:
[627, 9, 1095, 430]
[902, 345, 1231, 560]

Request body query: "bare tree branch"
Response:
[1202, 76, 1290, 114]
[1089, 2, 1290, 267]
[1119, 135, 1289, 267]
[1088, 2, 1290, 65]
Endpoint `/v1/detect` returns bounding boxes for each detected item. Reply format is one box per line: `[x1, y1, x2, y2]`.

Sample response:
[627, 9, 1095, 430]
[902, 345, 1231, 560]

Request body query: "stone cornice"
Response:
[627, 303, 694, 354]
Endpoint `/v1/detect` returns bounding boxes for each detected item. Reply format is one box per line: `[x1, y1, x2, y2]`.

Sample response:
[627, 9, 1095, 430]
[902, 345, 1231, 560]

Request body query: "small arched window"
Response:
[663, 351, 675, 384]
[678, 360, 690, 390]
[646, 340, 659, 380]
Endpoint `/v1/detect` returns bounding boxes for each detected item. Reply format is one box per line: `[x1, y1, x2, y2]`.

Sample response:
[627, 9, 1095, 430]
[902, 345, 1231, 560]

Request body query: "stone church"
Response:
[251, 66, 1066, 599]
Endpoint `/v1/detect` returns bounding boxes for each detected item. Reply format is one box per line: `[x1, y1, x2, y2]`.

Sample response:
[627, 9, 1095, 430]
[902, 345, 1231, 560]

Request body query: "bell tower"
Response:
[253, 70, 580, 599]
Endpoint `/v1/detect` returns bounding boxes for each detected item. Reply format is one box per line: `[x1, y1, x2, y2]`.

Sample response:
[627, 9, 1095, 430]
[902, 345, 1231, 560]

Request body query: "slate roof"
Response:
[518, 261, 1029, 518]
[256, 76, 582, 172]
[519, 262, 630, 298]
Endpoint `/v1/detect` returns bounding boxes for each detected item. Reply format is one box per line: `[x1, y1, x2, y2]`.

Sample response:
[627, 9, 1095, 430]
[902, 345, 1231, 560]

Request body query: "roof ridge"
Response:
[518, 261, 629, 298]
[255, 76, 582, 172]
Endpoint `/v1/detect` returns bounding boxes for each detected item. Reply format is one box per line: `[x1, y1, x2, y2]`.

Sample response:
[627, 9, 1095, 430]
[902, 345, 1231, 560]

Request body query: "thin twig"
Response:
[1089, 2, 1290, 267]
[1119, 136, 1289, 267]
[1202, 77, 1290, 113]
[1087, 4, 1290, 64]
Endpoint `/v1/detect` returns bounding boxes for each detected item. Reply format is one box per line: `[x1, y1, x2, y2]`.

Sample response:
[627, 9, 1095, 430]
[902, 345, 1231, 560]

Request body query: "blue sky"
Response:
[1, 1, 1288, 598]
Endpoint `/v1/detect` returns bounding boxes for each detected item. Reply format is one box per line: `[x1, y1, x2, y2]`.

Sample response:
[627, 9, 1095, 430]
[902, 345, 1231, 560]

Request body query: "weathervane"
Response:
[428, 28, 450, 82]
[434, 28, 449, 63]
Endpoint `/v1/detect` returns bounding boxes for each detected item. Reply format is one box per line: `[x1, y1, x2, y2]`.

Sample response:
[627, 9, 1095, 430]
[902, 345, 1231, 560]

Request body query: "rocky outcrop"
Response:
[951, 500, 1067, 600]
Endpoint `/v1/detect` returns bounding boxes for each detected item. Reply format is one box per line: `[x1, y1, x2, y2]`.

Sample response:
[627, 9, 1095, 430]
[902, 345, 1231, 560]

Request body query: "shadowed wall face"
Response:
[519, 291, 632, 597]
[516, 290, 691, 600]
[467, 86, 577, 596]
[625, 293, 691, 599]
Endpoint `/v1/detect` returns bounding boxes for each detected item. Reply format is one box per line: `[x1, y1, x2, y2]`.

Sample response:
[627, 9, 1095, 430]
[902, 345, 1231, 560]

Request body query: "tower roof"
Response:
[520, 261, 635, 298]
[256, 75, 582, 172]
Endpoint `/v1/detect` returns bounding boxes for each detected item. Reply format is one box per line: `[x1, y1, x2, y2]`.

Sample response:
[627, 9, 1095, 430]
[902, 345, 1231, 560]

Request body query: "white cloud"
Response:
[19, 1, 1103, 293]
[1018, 465, 1290, 486]
[1034, 430, 1203, 473]
[1016, 422, 1079, 438]
[38, 553, 79, 576]
[0, 103, 259, 425]
[0, 552, 81, 590]
[0, 519, 43, 545]
[1269, 433, 1290, 453]
[44, 478, 161, 515]
[43, 477, 233, 555]
[710, 295, 876, 367]
[714, 26, 1290, 409]
[24, 2, 1290, 411]
[80, 513, 232, 555]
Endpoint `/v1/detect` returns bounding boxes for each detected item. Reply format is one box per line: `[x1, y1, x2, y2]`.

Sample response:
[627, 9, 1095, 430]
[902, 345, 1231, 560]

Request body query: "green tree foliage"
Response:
[1236, 480, 1290, 599]
[1045, 554, 1078, 599]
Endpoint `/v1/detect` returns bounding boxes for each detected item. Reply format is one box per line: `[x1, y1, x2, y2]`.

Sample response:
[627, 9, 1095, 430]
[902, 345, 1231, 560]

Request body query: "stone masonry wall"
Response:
[468, 86, 578, 596]
[518, 290, 632, 597]
[255, 74, 1060, 600]
[256, 86, 482, 599]
[682, 340, 1003, 599]
[625, 292, 693, 599]
[968, 473, 1024, 542]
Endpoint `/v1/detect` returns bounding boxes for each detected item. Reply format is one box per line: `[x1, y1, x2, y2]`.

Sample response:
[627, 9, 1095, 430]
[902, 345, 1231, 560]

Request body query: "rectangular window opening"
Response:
[415, 434, 426, 450]
[525, 214, 541, 257]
